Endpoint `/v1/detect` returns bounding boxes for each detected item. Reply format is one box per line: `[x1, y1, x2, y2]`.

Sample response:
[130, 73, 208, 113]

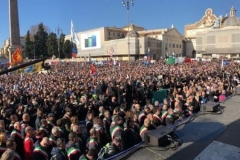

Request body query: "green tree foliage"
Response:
[63, 40, 72, 58]
[59, 33, 65, 59]
[34, 23, 48, 58]
[46, 32, 58, 57]
[24, 30, 34, 58]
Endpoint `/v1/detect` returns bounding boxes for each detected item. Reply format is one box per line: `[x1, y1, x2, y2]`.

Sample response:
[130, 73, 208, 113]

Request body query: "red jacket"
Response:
[24, 137, 34, 160]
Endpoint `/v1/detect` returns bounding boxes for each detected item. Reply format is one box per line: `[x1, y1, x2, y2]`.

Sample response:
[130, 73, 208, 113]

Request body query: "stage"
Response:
[111, 95, 240, 160]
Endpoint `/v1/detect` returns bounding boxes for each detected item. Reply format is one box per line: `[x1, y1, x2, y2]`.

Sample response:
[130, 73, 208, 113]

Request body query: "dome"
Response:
[126, 30, 139, 38]
[222, 16, 240, 27]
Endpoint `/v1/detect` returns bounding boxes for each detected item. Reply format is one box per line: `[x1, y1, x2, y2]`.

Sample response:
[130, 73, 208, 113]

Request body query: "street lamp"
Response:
[55, 25, 62, 59]
[122, 0, 134, 65]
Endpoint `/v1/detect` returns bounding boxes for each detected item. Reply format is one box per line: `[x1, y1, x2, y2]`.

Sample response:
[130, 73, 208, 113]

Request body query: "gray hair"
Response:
[1, 149, 15, 160]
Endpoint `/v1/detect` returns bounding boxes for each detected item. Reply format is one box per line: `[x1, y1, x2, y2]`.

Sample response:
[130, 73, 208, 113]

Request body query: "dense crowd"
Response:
[0, 59, 239, 160]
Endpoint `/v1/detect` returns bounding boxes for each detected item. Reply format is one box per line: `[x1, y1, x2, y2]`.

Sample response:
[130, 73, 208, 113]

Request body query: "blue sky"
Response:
[0, 0, 239, 45]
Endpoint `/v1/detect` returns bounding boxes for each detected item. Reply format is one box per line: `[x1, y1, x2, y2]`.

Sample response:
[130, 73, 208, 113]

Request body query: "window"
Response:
[117, 33, 120, 37]
[113, 33, 115, 36]
[173, 44, 175, 48]
[179, 44, 181, 48]
[169, 43, 171, 48]
[176, 44, 178, 48]
[108, 32, 110, 36]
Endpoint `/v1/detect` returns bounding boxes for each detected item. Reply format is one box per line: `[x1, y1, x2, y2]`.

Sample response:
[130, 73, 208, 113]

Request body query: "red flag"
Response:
[90, 64, 96, 75]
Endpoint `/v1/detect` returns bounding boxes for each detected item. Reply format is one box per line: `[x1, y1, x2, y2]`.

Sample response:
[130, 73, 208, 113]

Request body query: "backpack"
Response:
[98, 143, 110, 160]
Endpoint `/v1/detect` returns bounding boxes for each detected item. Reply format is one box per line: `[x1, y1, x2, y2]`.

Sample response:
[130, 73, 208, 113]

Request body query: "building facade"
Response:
[65, 24, 183, 61]
[185, 6, 240, 59]
[1, 37, 25, 58]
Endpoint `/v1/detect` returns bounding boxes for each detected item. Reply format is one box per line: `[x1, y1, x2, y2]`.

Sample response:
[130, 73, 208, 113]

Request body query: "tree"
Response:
[34, 23, 48, 57]
[63, 40, 72, 58]
[46, 32, 58, 57]
[24, 30, 34, 58]
[59, 33, 65, 59]
[29, 24, 51, 37]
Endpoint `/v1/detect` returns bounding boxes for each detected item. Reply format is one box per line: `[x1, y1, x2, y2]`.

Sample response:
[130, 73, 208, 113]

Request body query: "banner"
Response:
[10, 47, 22, 65]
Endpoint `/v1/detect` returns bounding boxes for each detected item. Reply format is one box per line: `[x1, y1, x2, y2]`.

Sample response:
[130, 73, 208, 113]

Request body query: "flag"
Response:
[109, 47, 114, 57]
[25, 65, 33, 73]
[10, 47, 22, 65]
[221, 59, 228, 68]
[90, 64, 96, 75]
[72, 48, 77, 58]
[71, 20, 80, 58]
[71, 20, 80, 46]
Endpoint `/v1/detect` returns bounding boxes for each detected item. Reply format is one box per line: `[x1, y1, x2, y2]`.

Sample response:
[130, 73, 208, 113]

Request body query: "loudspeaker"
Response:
[145, 125, 173, 147]
[201, 101, 220, 112]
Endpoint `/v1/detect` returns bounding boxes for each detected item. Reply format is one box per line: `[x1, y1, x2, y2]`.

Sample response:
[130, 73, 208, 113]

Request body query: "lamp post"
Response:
[122, 0, 134, 65]
[55, 25, 62, 59]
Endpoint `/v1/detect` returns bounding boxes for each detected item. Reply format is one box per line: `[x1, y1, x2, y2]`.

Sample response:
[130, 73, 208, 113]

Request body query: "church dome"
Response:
[222, 6, 240, 27]
[222, 16, 240, 27]
[126, 30, 139, 38]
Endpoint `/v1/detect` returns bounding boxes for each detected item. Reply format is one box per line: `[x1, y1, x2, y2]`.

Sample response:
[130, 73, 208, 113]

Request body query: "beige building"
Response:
[1, 37, 25, 58]
[66, 24, 183, 61]
[184, 6, 240, 59]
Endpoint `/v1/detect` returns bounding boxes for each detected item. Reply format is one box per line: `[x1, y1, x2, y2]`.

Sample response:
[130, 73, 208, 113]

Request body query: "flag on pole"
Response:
[71, 20, 80, 46]
[72, 48, 77, 58]
[71, 20, 80, 58]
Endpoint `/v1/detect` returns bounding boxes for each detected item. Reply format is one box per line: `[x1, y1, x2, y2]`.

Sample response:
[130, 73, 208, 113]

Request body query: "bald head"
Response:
[89, 128, 96, 137]
[22, 113, 30, 122]
[72, 125, 81, 134]
[40, 137, 50, 148]
[14, 122, 21, 130]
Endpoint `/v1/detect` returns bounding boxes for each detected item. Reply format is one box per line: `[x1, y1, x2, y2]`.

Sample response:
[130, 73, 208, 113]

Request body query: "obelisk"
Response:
[8, 0, 21, 63]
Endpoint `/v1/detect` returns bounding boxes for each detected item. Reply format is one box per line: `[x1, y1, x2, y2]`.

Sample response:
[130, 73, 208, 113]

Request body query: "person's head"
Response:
[41, 119, 47, 126]
[93, 116, 101, 125]
[35, 129, 44, 138]
[86, 149, 98, 160]
[48, 113, 55, 121]
[40, 137, 50, 149]
[114, 115, 123, 125]
[147, 113, 153, 121]
[68, 132, 78, 143]
[6, 139, 17, 151]
[104, 110, 110, 118]
[162, 104, 168, 111]
[0, 149, 15, 160]
[113, 136, 122, 147]
[51, 126, 60, 137]
[25, 126, 33, 137]
[72, 125, 81, 134]
[71, 116, 78, 125]
[134, 104, 140, 110]
[87, 111, 94, 120]
[89, 128, 96, 138]
[56, 119, 63, 127]
[13, 122, 21, 131]
[65, 107, 72, 116]
[10, 115, 18, 123]
[22, 113, 30, 122]
[37, 108, 43, 117]
[144, 118, 150, 128]
[0, 132, 7, 146]
[56, 138, 65, 149]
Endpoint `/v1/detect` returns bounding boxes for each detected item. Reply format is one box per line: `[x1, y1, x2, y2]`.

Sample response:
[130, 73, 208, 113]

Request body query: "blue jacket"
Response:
[51, 147, 68, 160]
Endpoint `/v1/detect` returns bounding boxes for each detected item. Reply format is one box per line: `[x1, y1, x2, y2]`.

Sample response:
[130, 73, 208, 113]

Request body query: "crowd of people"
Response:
[0, 59, 239, 160]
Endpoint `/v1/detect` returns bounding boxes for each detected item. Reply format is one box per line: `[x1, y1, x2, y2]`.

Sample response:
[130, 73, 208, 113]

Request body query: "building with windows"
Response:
[184, 6, 240, 59]
[1, 37, 25, 59]
[65, 24, 183, 61]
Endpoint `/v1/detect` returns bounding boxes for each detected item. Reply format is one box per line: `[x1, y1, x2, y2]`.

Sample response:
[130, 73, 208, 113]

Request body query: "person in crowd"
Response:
[140, 118, 150, 141]
[0, 132, 7, 157]
[10, 122, 24, 160]
[32, 137, 50, 160]
[51, 138, 68, 160]
[20, 113, 30, 137]
[66, 132, 81, 160]
[105, 136, 123, 158]
[35, 108, 43, 130]
[5, 139, 21, 160]
[0, 149, 15, 160]
[24, 126, 34, 160]
[86, 128, 100, 152]
[49, 126, 61, 154]
[8, 115, 18, 133]
[79, 148, 98, 160]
